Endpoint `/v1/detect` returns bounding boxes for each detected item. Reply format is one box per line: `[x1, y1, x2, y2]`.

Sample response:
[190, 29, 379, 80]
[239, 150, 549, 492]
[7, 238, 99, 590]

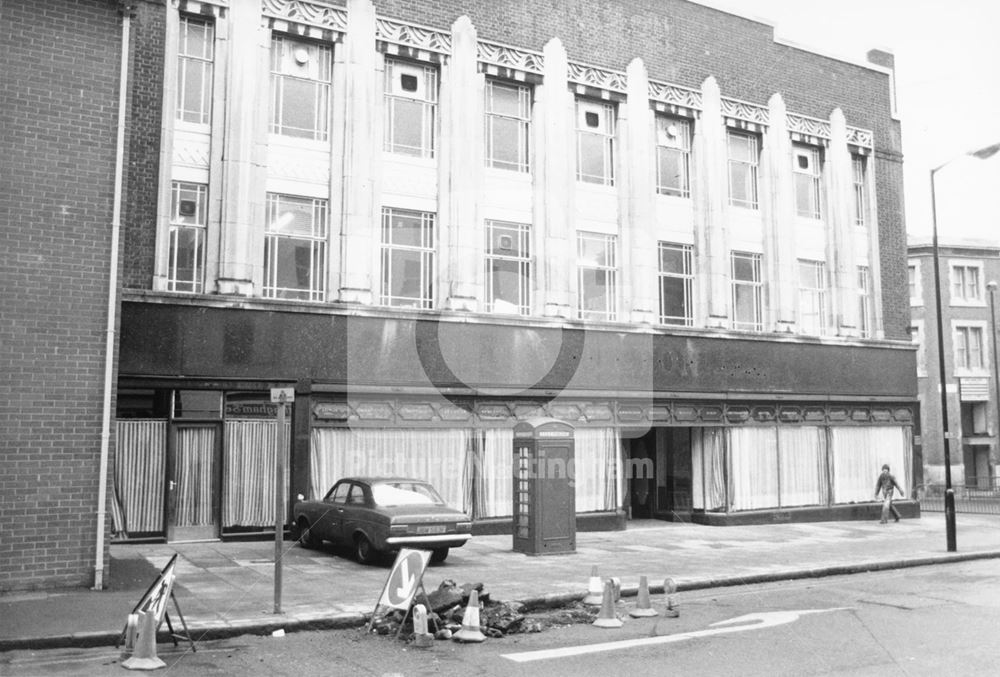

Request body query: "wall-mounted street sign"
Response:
[270, 387, 295, 403]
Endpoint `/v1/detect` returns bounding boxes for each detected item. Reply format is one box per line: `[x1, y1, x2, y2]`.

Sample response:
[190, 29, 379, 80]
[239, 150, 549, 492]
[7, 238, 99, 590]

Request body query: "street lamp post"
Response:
[988, 281, 1000, 493]
[929, 141, 1000, 553]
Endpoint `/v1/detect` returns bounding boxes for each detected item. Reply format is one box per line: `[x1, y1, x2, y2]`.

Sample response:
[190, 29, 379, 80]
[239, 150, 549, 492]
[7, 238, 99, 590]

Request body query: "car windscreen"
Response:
[371, 482, 445, 507]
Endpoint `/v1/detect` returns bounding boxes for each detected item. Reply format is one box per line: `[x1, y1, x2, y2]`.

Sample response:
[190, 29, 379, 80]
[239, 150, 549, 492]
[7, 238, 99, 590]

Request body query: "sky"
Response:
[706, 0, 1000, 243]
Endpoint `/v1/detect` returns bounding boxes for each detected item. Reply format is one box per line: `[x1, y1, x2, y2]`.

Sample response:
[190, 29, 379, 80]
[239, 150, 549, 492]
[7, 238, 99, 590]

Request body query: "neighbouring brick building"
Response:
[1, 0, 127, 592]
[2, 0, 918, 591]
[908, 236, 1000, 490]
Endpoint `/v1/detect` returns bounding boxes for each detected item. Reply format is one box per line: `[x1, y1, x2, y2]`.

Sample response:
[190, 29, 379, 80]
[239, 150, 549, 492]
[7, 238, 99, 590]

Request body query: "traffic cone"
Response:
[583, 565, 604, 605]
[412, 604, 434, 648]
[122, 610, 165, 670]
[629, 575, 658, 618]
[452, 589, 486, 642]
[592, 579, 623, 628]
[662, 577, 679, 618]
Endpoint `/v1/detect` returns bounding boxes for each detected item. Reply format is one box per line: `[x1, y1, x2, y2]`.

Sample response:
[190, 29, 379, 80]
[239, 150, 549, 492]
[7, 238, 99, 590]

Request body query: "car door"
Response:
[314, 481, 350, 544]
[341, 482, 369, 541]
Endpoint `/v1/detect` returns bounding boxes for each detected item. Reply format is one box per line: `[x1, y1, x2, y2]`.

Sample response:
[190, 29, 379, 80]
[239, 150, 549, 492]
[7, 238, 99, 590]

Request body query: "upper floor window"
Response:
[167, 182, 207, 293]
[380, 208, 435, 308]
[857, 265, 872, 338]
[950, 262, 983, 304]
[485, 80, 530, 172]
[576, 100, 615, 185]
[485, 220, 531, 315]
[793, 144, 822, 219]
[577, 232, 617, 320]
[798, 259, 827, 334]
[263, 193, 328, 301]
[658, 242, 694, 326]
[656, 116, 692, 198]
[852, 154, 868, 227]
[384, 59, 438, 158]
[177, 15, 214, 124]
[270, 36, 331, 141]
[731, 251, 762, 331]
[954, 324, 985, 372]
[908, 261, 922, 306]
[911, 322, 927, 377]
[727, 131, 759, 209]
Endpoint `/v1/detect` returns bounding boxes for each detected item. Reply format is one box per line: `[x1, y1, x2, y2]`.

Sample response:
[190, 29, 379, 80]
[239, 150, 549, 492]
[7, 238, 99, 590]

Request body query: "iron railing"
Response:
[917, 478, 1000, 514]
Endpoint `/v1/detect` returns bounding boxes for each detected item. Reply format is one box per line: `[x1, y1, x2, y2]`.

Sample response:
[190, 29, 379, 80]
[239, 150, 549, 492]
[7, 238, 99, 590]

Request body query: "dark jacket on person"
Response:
[875, 472, 903, 497]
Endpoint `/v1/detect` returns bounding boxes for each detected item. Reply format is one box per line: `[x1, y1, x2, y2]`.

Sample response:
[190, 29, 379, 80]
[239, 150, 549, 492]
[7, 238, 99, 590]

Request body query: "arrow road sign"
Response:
[501, 608, 853, 663]
[378, 549, 431, 611]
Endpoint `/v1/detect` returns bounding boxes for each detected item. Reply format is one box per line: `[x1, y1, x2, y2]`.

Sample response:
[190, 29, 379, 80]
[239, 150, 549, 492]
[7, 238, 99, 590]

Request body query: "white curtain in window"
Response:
[691, 427, 726, 510]
[310, 428, 472, 513]
[115, 420, 167, 534]
[778, 426, 827, 507]
[574, 427, 620, 512]
[728, 427, 779, 510]
[478, 428, 513, 518]
[223, 420, 291, 528]
[831, 426, 911, 503]
[173, 427, 216, 527]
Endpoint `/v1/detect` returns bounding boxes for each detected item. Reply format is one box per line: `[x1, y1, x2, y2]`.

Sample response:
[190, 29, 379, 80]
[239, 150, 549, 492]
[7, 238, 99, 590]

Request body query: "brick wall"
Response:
[123, 0, 165, 290]
[0, 0, 122, 592]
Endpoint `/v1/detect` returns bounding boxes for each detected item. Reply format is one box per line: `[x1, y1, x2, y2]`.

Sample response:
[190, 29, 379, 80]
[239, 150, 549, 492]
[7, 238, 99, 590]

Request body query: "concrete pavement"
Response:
[2, 513, 999, 651]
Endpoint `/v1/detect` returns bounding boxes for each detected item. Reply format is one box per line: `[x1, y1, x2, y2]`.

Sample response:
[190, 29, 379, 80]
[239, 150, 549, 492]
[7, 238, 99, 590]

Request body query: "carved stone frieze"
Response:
[648, 80, 702, 109]
[786, 113, 831, 139]
[477, 40, 544, 74]
[567, 61, 628, 93]
[846, 126, 874, 149]
[261, 0, 347, 32]
[375, 16, 451, 54]
[720, 97, 769, 125]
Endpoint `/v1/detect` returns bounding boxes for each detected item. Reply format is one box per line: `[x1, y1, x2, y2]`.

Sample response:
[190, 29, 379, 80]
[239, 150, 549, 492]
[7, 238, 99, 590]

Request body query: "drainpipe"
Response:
[94, 5, 131, 590]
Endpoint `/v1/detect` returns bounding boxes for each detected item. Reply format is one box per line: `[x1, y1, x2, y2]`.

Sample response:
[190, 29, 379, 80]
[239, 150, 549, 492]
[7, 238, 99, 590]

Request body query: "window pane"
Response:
[278, 78, 320, 138]
[489, 116, 525, 170]
[384, 210, 425, 247]
[488, 82, 523, 117]
[660, 277, 687, 323]
[389, 98, 427, 155]
[578, 134, 608, 183]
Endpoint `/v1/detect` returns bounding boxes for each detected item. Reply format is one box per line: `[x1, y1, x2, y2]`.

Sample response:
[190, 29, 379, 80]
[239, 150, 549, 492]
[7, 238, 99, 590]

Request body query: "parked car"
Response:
[293, 477, 473, 564]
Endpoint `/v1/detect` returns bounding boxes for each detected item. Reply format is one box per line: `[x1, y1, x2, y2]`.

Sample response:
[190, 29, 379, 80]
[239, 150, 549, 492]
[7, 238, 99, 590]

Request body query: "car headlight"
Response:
[389, 524, 409, 536]
[456, 521, 472, 533]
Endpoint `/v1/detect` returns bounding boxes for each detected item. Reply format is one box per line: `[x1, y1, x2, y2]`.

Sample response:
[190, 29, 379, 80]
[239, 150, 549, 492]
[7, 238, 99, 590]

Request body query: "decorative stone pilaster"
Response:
[693, 77, 728, 326]
[217, 0, 267, 296]
[440, 16, 482, 311]
[828, 109, 858, 334]
[623, 58, 656, 324]
[338, 0, 379, 304]
[535, 38, 574, 319]
[761, 93, 796, 329]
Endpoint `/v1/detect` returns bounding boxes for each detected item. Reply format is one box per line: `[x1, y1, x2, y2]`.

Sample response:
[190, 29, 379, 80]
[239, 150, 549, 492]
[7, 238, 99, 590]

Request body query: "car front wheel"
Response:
[354, 534, 378, 565]
[430, 547, 449, 563]
[298, 518, 320, 549]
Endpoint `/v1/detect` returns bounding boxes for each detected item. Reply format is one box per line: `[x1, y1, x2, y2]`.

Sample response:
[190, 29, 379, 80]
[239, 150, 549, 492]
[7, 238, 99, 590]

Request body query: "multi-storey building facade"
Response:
[909, 237, 1000, 490]
[2, 0, 918, 590]
[113, 0, 917, 543]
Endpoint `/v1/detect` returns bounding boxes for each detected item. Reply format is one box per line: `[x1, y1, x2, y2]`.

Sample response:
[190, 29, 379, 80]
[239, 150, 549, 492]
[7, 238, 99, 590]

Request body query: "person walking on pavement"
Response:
[874, 464, 904, 523]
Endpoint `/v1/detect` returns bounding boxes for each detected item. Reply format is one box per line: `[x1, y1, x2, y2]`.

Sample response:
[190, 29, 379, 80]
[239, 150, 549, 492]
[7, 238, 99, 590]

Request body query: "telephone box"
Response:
[512, 418, 576, 555]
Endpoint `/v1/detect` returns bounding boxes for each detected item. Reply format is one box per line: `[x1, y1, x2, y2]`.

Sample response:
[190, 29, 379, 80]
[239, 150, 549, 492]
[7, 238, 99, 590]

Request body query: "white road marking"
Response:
[500, 608, 852, 663]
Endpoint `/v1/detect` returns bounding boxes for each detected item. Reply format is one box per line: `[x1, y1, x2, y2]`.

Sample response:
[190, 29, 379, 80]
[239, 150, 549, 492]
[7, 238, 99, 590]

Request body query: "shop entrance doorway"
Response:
[166, 422, 221, 542]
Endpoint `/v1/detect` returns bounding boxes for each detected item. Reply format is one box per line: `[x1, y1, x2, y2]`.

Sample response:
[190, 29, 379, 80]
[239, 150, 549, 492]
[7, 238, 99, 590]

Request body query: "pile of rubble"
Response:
[368, 579, 602, 641]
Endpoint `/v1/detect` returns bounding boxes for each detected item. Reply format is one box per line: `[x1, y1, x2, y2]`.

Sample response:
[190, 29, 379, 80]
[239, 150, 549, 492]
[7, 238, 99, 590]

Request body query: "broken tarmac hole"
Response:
[365, 579, 605, 641]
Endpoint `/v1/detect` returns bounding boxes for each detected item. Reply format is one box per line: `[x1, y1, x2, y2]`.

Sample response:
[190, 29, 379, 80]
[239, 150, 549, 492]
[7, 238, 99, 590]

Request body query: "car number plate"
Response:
[415, 525, 447, 535]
